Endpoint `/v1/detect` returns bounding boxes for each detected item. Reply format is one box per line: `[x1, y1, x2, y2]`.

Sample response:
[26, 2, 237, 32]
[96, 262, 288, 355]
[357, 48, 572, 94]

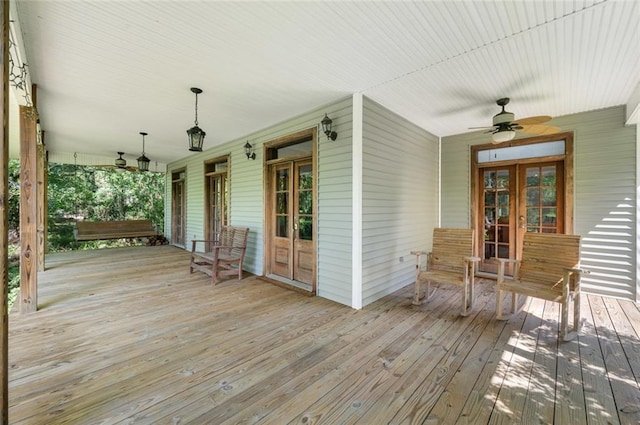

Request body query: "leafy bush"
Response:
[6, 159, 166, 308]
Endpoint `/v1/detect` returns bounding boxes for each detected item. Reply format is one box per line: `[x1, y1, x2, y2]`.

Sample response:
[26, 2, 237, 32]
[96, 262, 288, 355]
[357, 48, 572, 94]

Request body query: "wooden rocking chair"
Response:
[495, 232, 587, 341]
[190, 226, 250, 284]
[411, 228, 480, 316]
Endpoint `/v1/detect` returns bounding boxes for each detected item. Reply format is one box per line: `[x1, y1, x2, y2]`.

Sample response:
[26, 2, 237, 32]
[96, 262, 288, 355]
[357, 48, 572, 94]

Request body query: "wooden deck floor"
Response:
[8, 245, 640, 424]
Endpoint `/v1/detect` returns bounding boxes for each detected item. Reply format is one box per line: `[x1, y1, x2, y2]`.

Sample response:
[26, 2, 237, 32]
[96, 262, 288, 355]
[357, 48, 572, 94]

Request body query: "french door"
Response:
[268, 159, 315, 288]
[171, 171, 186, 247]
[205, 171, 228, 241]
[479, 160, 565, 273]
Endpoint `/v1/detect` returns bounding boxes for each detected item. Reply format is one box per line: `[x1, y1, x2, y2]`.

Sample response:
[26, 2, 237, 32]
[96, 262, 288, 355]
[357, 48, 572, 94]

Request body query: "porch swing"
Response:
[69, 153, 159, 242]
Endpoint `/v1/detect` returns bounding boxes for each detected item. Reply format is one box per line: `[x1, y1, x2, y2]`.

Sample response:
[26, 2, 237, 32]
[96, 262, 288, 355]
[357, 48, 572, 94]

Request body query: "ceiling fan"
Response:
[471, 98, 560, 144]
[95, 152, 138, 172]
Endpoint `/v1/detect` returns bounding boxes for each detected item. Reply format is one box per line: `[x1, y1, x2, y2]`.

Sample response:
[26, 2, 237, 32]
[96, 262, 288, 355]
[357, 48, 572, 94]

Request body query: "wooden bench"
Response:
[74, 219, 158, 241]
[496, 232, 587, 341]
[190, 226, 250, 285]
[411, 228, 480, 316]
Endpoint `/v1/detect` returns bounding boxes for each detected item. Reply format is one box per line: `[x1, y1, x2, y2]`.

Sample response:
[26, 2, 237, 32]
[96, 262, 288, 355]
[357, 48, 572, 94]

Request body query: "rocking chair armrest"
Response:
[464, 256, 481, 263]
[410, 250, 428, 256]
[211, 244, 246, 250]
[564, 266, 589, 274]
[191, 239, 221, 250]
[494, 258, 518, 264]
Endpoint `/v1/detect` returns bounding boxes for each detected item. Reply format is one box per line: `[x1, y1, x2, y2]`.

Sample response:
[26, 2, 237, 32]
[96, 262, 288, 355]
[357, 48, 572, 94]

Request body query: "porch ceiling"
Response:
[11, 1, 640, 165]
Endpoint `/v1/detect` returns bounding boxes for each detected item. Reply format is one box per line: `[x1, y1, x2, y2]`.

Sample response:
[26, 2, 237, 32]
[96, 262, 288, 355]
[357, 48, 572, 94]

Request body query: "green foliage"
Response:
[8, 159, 20, 230]
[8, 265, 19, 311]
[46, 164, 165, 251]
[5, 160, 165, 307]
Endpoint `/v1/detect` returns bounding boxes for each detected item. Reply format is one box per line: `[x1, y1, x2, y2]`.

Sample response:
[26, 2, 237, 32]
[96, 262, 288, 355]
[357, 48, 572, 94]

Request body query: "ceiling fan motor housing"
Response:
[493, 111, 514, 126]
[115, 152, 127, 168]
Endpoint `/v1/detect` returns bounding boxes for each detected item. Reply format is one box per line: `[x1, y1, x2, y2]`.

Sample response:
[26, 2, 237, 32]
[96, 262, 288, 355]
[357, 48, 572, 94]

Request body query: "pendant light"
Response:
[137, 132, 150, 172]
[187, 87, 206, 152]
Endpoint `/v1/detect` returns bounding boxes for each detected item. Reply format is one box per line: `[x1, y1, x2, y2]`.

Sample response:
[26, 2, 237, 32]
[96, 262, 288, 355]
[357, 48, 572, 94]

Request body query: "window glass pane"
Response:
[484, 191, 495, 205]
[277, 193, 288, 214]
[299, 217, 312, 240]
[527, 208, 540, 226]
[477, 140, 565, 163]
[276, 216, 288, 237]
[496, 170, 509, 189]
[484, 244, 496, 260]
[277, 169, 289, 191]
[526, 168, 540, 187]
[527, 188, 540, 206]
[275, 139, 313, 158]
[298, 164, 312, 189]
[484, 171, 496, 189]
[542, 208, 557, 227]
[542, 187, 556, 206]
[541, 166, 556, 183]
[497, 192, 509, 207]
[298, 191, 312, 215]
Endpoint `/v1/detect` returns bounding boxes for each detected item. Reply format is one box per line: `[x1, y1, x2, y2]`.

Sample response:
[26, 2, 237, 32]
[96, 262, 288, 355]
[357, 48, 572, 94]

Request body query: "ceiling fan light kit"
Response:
[472, 97, 559, 144]
[492, 129, 516, 144]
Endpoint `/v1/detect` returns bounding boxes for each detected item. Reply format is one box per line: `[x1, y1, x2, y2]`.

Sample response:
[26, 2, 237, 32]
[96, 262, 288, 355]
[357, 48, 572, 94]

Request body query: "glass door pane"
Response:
[520, 162, 564, 234]
[275, 167, 290, 238]
[296, 163, 313, 241]
[480, 166, 515, 273]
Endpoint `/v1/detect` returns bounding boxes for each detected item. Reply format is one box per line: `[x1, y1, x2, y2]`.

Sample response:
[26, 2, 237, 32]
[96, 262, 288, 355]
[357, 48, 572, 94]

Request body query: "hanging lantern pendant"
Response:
[137, 132, 150, 172]
[187, 87, 206, 152]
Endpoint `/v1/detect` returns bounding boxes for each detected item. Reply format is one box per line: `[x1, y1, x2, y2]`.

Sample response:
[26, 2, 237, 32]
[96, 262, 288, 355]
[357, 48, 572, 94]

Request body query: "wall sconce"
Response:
[137, 132, 150, 172]
[187, 87, 206, 152]
[321, 113, 338, 141]
[244, 141, 256, 160]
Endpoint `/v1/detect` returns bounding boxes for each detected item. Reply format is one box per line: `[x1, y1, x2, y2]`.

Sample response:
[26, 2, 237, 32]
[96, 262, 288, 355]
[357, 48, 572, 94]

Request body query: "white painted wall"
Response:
[360, 97, 439, 306]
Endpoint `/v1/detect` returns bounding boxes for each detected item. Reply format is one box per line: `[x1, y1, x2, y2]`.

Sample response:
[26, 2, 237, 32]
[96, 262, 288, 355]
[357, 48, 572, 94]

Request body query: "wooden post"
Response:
[37, 138, 46, 271]
[19, 104, 38, 313]
[32, 83, 46, 270]
[0, 0, 10, 421]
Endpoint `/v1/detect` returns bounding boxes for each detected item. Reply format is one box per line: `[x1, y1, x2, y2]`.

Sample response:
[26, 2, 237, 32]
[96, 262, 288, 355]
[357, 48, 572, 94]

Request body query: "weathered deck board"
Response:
[7, 246, 640, 424]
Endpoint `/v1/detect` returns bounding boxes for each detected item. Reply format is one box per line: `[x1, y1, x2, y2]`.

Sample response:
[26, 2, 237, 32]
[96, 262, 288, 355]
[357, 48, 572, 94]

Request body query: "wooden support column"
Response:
[37, 133, 46, 270]
[19, 104, 38, 313]
[0, 0, 9, 421]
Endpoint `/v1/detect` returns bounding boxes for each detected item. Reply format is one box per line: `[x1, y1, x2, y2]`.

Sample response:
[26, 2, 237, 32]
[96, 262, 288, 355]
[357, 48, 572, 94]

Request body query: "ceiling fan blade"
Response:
[468, 126, 495, 130]
[517, 124, 561, 135]
[93, 164, 138, 171]
[513, 115, 552, 126]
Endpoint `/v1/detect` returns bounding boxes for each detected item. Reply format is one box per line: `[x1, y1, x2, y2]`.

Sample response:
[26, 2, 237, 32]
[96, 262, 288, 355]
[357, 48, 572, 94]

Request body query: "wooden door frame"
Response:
[263, 127, 318, 292]
[204, 155, 230, 242]
[171, 168, 186, 247]
[470, 132, 575, 263]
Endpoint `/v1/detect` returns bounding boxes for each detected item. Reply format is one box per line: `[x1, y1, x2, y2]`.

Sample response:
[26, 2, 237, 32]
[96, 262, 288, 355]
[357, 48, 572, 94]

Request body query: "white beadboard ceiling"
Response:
[11, 0, 640, 166]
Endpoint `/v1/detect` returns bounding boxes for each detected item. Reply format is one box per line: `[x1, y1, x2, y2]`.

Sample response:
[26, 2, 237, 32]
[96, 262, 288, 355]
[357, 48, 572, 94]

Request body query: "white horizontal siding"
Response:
[166, 97, 355, 305]
[317, 99, 354, 305]
[442, 105, 638, 301]
[557, 106, 637, 299]
[361, 97, 439, 306]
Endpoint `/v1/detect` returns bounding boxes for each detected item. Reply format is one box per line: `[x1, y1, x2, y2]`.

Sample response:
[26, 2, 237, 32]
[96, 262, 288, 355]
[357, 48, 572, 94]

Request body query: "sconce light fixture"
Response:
[137, 132, 150, 172]
[244, 141, 256, 160]
[321, 113, 338, 141]
[187, 87, 206, 152]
